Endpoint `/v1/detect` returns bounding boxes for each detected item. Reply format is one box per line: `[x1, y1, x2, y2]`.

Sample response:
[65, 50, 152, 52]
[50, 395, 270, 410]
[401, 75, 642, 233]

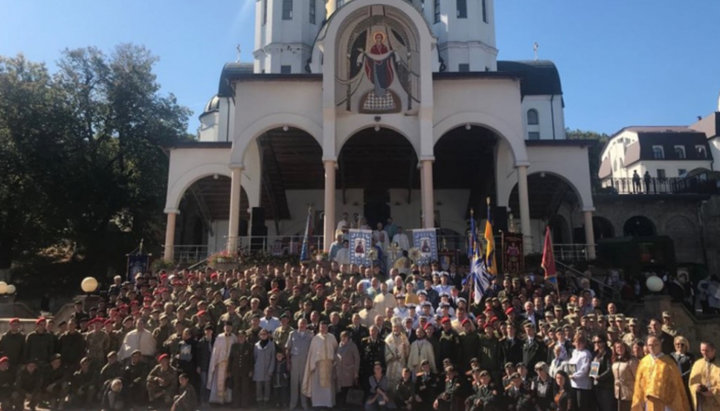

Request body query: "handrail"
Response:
[555, 260, 620, 302]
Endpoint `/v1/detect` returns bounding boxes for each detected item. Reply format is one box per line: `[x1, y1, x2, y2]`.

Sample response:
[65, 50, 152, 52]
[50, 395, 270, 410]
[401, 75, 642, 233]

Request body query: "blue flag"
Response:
[299, 208, 313, 262]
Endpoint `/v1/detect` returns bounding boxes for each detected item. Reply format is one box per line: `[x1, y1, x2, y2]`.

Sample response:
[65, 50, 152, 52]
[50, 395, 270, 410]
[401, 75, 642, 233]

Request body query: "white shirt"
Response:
[567, 348, 592, 390]
[392, 233, 410, 251]
[118, 329, 156, 361]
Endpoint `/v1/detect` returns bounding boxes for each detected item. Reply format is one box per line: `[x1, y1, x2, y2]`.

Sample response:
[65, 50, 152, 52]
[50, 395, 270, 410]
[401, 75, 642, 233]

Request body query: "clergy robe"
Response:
[302, 331, 338, 407]
[631, 353, 690, 411]
[407, 338, 437, 373]
[688, 358, 720, 411]
[385, 332, 410, 388]
[207, 332, 237, 404]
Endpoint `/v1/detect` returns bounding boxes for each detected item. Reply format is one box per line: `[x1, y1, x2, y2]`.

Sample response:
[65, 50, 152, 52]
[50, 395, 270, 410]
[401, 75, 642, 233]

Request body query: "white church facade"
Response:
[162, 0, 597, 261]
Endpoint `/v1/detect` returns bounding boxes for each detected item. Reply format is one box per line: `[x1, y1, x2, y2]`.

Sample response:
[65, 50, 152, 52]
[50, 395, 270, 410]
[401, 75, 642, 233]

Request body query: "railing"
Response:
[601, 176, 719, 195]
[556, 260, 620, 301]
[172, 238, 597, 264]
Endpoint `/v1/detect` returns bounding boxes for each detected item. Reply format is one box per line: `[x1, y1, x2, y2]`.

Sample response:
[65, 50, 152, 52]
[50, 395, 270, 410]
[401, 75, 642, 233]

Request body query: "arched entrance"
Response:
[623, 216, 656, 237]
[434, 125, 499, 233]
[338, 127, 418, 228]
[177, 175, 249, 258]
[548, 215, 571, 244]
[592, 216, 615, 240]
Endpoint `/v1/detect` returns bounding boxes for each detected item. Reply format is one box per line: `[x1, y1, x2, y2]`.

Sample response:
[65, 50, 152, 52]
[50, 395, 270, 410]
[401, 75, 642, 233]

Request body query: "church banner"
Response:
[127, 254, 149, 282]
[502, 232, 524, 276]
[412, 228, 438, 265]
[348, 229, 373, 266]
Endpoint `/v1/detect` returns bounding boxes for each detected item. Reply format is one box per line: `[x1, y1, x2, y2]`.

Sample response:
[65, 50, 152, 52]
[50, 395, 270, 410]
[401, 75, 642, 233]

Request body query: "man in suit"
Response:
[502, 323, 523, 365]
[521, 322, 547, 377]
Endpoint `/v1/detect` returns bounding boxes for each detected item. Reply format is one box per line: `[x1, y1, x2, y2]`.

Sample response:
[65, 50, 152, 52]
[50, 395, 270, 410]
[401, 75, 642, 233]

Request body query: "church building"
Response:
[162, 0, 596, 262]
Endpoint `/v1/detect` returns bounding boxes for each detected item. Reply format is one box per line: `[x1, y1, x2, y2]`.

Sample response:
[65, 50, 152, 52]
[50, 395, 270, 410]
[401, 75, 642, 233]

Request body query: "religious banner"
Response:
[412, 228, 438, 265]
[127, 254, 149, 282]
[502, 232, 524, 276]
[348, 229, 373, 266]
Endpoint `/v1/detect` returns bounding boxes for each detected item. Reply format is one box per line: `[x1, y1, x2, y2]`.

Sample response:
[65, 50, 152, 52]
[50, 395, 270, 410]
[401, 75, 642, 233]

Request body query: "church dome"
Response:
[202, 95, 222, 115]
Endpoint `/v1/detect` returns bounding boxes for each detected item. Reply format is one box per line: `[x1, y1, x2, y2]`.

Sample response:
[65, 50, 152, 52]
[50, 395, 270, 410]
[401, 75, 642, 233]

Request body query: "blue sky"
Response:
[1, 1, 718, 136]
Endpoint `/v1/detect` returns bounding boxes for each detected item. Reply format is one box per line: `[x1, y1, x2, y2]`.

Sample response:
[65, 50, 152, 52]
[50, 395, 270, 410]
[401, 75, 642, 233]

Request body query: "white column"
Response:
[584, 209, 597, 260]
[517, 164, 532, 254]
[323, 160, 337, 251]
[420, 159, 435, 228]
[326, 0, 336, 17]
[163, 211, 178, 261]
[227, 165, 244, 253]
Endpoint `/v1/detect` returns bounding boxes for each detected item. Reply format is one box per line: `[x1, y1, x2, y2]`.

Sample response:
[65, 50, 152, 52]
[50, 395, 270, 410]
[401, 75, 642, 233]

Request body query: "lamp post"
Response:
[646, 275, 664, 294]
[80, 276, 101, 311]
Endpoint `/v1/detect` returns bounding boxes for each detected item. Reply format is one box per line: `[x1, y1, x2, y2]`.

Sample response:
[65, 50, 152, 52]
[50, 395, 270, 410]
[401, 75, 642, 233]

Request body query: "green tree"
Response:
[0, 45, 191, 282]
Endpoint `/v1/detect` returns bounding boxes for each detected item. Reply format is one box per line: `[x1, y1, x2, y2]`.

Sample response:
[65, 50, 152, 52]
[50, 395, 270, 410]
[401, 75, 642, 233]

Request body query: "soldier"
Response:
[272, 313, 293, 349]
[434, 364, 461, 411]
[123, 350, 150, 407]
[459, 319, 480, 374]
[152, 314, 173, 352]
[229, 331, 254, 408]
[0, 357, 14, 410]
[172, 373, 199, 411]
[58, 318, 87, 372]
[437, 317, 460, 367]
[24, 317, 56, 365]
[68, 357, 99, 407]
[100, 351, 124, 389]
[0, 317, 25, 371]
[86, 317, 111, 373]
[360, 325, 386, 392]
[13, 359, 43, 411]
[43, 353, 70, 410]
[147, 353, 178, 407]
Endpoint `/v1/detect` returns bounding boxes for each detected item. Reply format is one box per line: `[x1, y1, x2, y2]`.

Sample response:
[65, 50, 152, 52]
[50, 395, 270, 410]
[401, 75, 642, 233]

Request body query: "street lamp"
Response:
[81, 277, 99, 294]
[0, 282, 7, 295]
[646, 275, 664, 293]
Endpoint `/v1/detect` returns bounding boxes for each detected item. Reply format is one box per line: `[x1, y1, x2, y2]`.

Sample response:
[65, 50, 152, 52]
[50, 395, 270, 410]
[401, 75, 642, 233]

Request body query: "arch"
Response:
[337, 124, 419, 159]
[592, 216, 615, 240]
[506, 171, 586, 214]
[229, 113, 323, 166]
[165, 164, 232, 212]
[663, 214, 700, 262]
[623, 216, 656, 237]
[433, 112, 528, 164]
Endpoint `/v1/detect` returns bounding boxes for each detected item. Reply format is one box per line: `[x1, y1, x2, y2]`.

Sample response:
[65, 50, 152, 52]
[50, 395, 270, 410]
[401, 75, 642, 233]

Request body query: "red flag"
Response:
[541, 226, 556, 280]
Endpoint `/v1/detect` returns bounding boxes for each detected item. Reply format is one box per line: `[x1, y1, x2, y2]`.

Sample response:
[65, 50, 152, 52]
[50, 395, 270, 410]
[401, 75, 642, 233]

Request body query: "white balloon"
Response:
[6, 285, 16, 294]
[646, 275, 664, 293]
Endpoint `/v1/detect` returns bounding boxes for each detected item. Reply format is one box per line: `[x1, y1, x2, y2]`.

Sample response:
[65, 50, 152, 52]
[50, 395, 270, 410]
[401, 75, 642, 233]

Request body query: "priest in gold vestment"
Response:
[632, 336, 690, 411]
[688, 341, 720, 411]
[302, 321, 338, 407]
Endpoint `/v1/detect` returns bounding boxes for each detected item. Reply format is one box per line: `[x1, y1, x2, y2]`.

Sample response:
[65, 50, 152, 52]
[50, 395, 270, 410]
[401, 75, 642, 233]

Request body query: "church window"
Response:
[434, 0, 440, 23]
[527, 109, 539, 125]
[282, 0, 293, 20]
[457, 0, 467, 18]
[262, 0, 267, 25]
[458, 63, 469, 72]
[528, 132, 540, 140]
[482, 0, 488, 22]
[674, 145, 686, 159]
[309, 0, 316, 24]
[280, 65, 292, 74]
[696, 145, 707, 158]
[652, 145, 664, 159]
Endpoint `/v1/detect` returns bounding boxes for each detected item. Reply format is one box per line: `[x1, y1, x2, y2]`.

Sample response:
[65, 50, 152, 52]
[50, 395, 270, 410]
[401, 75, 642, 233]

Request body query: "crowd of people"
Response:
[0, 257, 718, 411]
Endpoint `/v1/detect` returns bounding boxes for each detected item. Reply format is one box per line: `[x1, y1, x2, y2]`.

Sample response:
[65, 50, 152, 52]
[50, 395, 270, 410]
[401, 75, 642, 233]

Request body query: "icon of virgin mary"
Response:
[364, 32, 395, 96]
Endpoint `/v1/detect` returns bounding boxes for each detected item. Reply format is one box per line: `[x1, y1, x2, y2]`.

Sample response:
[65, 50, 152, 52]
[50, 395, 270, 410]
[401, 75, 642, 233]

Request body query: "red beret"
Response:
[9, 318, 19, 324]
[157, 353, 169, 362]
[505, 307, 515, 315]
[160, 274, 168, 280]
[0, 357, 7, 364]
[104, 319, 114, 325]
[423, 322, 434, 330]
[462, 318, 471, 326]
[210, 273, 218, 279]
[196, 310, 207, 317]
[440, 317, 451, 324]
[130, 300, 139, 305]
[35, 317, 46, 325]
[314, 283, 324, 289]
[270, 287, 280, 293]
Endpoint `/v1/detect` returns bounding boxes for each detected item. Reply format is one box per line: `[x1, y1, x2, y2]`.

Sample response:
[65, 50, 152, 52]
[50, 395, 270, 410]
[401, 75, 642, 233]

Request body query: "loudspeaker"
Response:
[493, 206, 508, 233]
[251, 207, 265, 226]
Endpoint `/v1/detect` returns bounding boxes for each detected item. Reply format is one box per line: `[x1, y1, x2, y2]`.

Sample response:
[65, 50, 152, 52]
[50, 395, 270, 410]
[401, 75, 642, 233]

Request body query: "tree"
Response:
[0, 45, 191, 282]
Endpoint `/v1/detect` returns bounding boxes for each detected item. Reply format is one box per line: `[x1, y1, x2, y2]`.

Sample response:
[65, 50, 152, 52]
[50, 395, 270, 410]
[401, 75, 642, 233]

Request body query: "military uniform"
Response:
[13, 365, 43, 410]
[58, 330, 87, 370]
[43, 360, 70, 410]
[272, 325, 293, 349]
[68, 366, 99, 407]
[360, 336, 386, 390]
[229, 340, 254, 408]
[124, 360, 150, 406]
[85, 329, 111, 368]
[24, 329, 55, 364]
[0, 330, 25, 370]
[152, 323, 173, 352]
[146, 364, 178, 405]
[99, 360, 124, 387]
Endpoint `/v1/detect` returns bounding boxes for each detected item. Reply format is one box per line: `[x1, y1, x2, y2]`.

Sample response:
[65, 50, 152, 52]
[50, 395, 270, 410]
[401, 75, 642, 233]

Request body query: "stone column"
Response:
[163, 211, 178, 261]
[584, 209, 597, 260]
[323, 160, 337, 251]
[517, 164, 532, 254]
[227, 165, 244, 253]
[420, 159, 435, 228]
[326, 0, 337, 18]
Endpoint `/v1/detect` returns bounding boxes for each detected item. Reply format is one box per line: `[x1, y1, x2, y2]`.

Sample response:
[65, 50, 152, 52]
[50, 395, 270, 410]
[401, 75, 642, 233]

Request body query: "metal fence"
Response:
[601, 176, 719, 195]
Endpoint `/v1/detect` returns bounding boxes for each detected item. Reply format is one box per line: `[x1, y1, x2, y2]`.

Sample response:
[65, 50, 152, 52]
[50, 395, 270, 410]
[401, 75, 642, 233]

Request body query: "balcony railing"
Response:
[601, 176, 719, 195]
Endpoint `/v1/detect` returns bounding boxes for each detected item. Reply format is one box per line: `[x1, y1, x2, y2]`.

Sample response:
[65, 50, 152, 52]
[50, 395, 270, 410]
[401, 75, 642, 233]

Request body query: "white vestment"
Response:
[302, 332, 338, 407]
[384, 332, 409, 388]
[207, 333, 237, 404]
